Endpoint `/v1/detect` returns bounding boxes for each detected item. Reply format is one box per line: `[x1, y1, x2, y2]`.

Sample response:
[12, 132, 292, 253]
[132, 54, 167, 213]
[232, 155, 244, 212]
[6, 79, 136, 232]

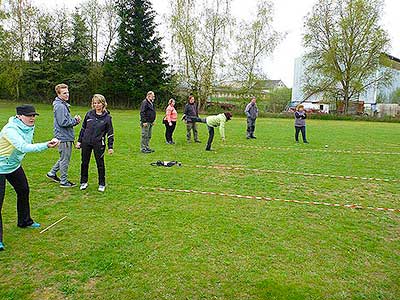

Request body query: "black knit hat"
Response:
[16, 105, 39, 116]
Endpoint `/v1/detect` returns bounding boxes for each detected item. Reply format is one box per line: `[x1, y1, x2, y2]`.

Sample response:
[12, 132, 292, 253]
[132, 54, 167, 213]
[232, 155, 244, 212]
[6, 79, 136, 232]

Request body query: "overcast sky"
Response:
[33, 0, 400, 88]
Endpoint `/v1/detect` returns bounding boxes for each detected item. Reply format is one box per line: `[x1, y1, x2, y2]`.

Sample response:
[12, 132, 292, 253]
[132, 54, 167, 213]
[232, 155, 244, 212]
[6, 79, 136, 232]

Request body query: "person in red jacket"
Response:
[163, 99, 178, 144]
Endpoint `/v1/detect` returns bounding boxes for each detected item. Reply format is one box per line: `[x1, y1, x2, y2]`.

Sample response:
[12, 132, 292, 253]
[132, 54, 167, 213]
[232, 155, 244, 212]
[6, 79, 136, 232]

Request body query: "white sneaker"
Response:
[98, 185, 105, 192]
[80, 183, 88, 190]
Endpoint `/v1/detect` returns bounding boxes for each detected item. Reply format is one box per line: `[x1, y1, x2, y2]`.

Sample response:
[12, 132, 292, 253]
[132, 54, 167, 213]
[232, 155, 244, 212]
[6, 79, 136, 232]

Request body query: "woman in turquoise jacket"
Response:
[0, 105, 59, 251]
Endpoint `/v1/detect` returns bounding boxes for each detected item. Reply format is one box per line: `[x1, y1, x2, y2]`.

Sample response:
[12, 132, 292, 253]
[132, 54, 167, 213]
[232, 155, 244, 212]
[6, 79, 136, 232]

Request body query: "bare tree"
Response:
[81, 0, 103, 63]
[101, 0, 119, 63]
[232, 0, 284, 92]
[169, 0, 232, 108]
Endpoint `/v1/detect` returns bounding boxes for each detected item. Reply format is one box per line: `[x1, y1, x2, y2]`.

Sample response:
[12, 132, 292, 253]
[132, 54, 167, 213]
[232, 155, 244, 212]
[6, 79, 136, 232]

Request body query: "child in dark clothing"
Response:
[294, 105, 309, 143]
[76, 94, 114, 192]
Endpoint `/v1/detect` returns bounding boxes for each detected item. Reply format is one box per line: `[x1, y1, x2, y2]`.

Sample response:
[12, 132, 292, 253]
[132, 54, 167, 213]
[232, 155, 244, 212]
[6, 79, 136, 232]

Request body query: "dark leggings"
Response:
[206, 126, 215, 150]
[295, 126, 307, 142]
[80, 143, 106, 186]
[0, 166, 34, 243]
[164, 120, 176, 142]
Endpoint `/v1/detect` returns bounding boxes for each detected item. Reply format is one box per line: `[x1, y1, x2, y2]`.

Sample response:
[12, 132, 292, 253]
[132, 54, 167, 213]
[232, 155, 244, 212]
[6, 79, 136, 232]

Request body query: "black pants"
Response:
[80, 143, 106, 186]
[206, 125, 215, 150]
[0, 167, 34, 243]
[295, 126, 307, 142]
[164, 120, 176, 142]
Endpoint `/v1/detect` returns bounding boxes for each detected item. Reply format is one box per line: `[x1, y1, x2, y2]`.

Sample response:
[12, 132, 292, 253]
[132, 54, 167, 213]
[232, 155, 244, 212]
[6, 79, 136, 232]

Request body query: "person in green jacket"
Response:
[205, 112, 232, 151]
[0, 105, 59, 251]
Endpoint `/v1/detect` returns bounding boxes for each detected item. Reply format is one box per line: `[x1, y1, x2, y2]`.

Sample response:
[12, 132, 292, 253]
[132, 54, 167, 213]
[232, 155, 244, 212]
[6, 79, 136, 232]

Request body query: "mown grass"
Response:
[0, 100, 399, 300]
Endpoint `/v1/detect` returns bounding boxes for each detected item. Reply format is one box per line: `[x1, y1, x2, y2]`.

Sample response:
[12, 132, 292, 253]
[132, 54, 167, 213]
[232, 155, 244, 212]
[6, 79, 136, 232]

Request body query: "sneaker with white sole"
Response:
[60, 181, 76, 188]
[80, 183, 88, 190]
[98, 185, 105, 192]
[46, 173, 61, 182]
[0, 242, 4, 251]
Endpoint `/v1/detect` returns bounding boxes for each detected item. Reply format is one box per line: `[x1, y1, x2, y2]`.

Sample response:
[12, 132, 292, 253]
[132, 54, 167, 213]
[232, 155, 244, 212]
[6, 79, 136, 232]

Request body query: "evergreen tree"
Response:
[106, 0, 169, 107]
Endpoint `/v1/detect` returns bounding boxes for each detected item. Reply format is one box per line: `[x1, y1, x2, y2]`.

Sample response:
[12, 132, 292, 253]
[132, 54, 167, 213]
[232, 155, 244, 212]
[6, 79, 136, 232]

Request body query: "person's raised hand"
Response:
[47, 138, 60, 148]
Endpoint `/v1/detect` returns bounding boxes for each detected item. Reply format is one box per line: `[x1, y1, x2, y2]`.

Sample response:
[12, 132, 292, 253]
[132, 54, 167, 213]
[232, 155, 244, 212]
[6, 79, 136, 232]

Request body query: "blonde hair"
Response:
[55, 83, 68, 95]
[91, 94, 107, 112]
[147, 91, 154, 97]
[296, 104, 304, 111]
[168, 98, 175, 105]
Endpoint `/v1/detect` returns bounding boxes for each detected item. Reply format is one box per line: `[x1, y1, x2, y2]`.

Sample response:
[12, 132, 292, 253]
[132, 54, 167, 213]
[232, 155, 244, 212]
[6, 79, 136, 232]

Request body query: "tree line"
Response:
[0, 0, 395, 113]
[0, 0, 170, 108]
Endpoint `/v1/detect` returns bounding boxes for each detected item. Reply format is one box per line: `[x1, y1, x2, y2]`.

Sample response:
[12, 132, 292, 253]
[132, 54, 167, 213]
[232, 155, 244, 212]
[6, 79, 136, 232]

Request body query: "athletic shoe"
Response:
[60, 181, 76, 188]
[80, 183, 88, 190]
[250, 136, 257, 139]
[205, 148, 213, 151]
[46, 173, 61, 183]
[0, 242, 4, 251]
[194, 140, 201, 143]
[98, 185, 105, 192]
[141, 149, 152, 154]
[28, 222, 41, 228]
[304, 141, 309, 144]
[246, 136, 251, 139]
[147, 148, 155, 152]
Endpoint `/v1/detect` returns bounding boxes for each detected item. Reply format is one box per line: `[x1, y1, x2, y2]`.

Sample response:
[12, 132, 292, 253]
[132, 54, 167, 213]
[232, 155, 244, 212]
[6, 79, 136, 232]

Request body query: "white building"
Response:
[291, 54, 400, 114]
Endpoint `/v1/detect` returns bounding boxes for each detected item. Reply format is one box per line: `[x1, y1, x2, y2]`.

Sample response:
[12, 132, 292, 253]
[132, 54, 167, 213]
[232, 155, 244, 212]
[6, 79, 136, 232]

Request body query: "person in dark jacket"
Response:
[76, 94, 114, 192]
[47, 83, 81, 188]
[140, 91, 156, 153]
[183, 95, 201, 143]
[244, 97, 259, 139]
[294, 104, 309, 143]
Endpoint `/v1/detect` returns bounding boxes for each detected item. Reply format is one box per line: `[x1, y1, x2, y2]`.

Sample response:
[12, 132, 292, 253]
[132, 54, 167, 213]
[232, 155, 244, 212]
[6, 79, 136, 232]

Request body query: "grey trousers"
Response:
[186, 122, 199, 141]
[141, 123, 153, 150]
[247, 118, 256, 137]
[48, 141, 73, 184]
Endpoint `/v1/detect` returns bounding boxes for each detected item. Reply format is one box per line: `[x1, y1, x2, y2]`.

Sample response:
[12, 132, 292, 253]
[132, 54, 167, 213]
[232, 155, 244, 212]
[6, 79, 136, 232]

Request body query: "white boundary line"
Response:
[226, 144, 400, 155]
[39, 216, 67, 234]
[191, 164, 400, 183]
[141, 187, 400, 213]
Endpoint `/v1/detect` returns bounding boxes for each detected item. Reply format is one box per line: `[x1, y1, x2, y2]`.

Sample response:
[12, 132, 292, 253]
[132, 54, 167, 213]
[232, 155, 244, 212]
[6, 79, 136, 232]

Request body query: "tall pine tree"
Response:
[106, 0, 169, 107]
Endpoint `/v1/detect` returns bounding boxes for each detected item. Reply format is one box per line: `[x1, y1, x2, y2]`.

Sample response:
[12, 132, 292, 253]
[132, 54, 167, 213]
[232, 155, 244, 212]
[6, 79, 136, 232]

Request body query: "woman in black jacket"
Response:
[76, 94, 114, 192]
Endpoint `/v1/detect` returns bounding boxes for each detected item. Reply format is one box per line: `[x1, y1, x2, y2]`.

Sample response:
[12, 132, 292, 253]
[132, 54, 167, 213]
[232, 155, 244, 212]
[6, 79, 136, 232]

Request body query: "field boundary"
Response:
[191, 164, 400, 183]
[226, 144, 400, 155]
[141, 187, 400, 213]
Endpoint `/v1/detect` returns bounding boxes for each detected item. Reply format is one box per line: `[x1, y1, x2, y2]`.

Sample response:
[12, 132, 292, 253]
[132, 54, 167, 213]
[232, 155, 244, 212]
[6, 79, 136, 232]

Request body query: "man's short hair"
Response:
[55, 83, 68, 95]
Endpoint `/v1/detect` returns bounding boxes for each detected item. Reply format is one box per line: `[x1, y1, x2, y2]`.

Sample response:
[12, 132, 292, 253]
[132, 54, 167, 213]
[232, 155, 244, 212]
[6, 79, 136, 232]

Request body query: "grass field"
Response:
[0, 100, 399, 300]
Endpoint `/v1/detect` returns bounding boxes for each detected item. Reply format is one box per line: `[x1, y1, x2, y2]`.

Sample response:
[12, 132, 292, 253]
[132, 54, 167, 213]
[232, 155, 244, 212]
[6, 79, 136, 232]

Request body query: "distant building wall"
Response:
[292, 55, 400, 105]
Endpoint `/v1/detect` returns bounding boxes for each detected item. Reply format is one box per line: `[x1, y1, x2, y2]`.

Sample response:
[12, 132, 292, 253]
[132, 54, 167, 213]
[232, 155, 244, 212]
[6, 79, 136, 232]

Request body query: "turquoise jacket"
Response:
[206, 113, 227, 139]
[0, 117, 48, 174]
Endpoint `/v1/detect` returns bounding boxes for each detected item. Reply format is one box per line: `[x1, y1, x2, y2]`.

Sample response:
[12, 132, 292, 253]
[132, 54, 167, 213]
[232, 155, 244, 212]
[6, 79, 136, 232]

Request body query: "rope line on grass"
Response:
[191, 164, 400, 183]
[140, 187, 400, 213]
[226, 144, 400, 155]
[39, 216, 68, 234]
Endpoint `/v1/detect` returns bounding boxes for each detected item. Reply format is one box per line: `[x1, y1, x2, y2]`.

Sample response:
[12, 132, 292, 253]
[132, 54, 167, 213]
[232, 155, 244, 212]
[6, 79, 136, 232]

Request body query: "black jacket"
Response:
[140, 99, 156, 123]
[183, 103, 199, 122]
[78, 110, 114, 148]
